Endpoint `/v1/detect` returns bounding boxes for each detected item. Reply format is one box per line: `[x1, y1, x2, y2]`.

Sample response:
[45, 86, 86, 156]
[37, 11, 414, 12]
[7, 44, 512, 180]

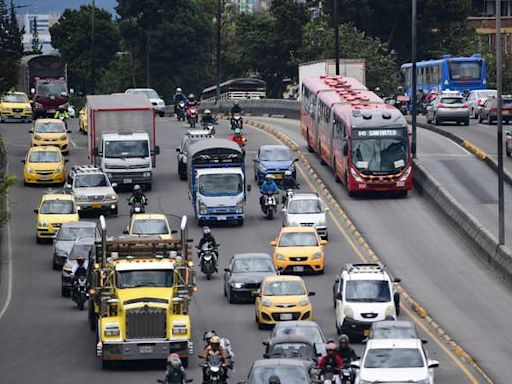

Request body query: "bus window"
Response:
[448, 61, 482, 81]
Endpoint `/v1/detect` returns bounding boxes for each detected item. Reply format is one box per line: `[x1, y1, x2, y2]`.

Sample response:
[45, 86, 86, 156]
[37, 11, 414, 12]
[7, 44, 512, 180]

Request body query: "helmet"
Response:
[76, 256, 85, 266]
[204, 109, 211, 115]
[374, 87, 381, 92]
[176, 87, 182, 93]
[202, 226, 211, 235]
[210, 336, 221, 345]
[188, 93, 195, 99]
[397, 86, 404, 92]
[284, 170, 292, 177]
[204, 330, 217, 343]
[418, 87, 423, 92]
[326, 341, 337, 352]
[233, 100, 239, 106]
[268, 375, 281, 384]
[234, 128, 241, 135]
[339, 334, 350, 344]
[133, 184, 141, 192]
[167, 353, 182, 368]
[264, 174, 274, 182]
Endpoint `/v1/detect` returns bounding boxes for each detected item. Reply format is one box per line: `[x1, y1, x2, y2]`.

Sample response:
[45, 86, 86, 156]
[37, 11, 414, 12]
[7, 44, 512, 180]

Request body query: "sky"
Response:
[14, 0, 117, 14]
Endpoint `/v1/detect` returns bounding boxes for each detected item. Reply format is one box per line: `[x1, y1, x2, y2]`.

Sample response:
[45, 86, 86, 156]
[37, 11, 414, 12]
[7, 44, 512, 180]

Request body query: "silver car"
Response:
[283, 193, 329, 240]
[52, 221, 99, 270]
[466, 89, 497, 119]
[426, 95, 470, 125]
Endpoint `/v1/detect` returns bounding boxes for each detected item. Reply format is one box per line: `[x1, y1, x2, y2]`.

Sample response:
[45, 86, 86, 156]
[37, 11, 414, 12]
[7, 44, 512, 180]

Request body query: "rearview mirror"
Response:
[308, 290, 316, 296]
[270, 240, 277, 246]
[33, 209, 38, 213]
[224, 267, 230, 272]
[320, 240, 328, 245]
[428, 360, 439, 368]
[111, 183, 118, 188]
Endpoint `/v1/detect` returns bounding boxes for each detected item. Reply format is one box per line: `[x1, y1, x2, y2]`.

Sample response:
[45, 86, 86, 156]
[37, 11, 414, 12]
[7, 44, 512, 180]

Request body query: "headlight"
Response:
[350, 167, 363, 182]
[34, 102, 43, 108]
[25, 107, 32, 112]
[108, 194, 117, 201]
[399, 166, 412, 181]
[231, 282, 243, 289]
[262, 299, 272, 307]
[312, 252, 322, 260]
[27, 167, 35, 174]
[104, 323, 120, 337]
[385, 304, 396, 318]
[172, 322, 188, 335]
[143, 172, 151, 177]
[75, 195, 88, 202]
[59, 135, 67, 140]
[299, 298, 309, 306]
[276, 253, 285, 260]
[344, 305, 354, 318]
[55, 167, 63, 174]
[199, 201, 207, 215]
[34, 134, 42, 140]
[38, 221, 48, 227]
[235, 200, 244, 213]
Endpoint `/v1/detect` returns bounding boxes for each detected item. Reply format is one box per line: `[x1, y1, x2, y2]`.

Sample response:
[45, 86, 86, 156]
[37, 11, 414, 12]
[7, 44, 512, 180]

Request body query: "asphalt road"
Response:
[0, 117, 486, 383]
[252, 116, 512, 384]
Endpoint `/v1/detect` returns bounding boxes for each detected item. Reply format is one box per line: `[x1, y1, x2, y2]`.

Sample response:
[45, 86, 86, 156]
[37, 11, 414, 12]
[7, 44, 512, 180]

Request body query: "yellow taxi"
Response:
[124, 213, 173, 240]
[79, 106, 88, 134]
[0, 92, 33, 123]
[22, 146, 67, 186]
[255, 275, 314, 329]
[270, 226, 327, 274]
[31, 118, 70, 154]
[34, 193, 79, 243]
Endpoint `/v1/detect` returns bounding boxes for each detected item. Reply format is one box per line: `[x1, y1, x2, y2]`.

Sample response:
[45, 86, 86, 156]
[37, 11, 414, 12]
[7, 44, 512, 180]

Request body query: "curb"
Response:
[245, 118, 494, 384]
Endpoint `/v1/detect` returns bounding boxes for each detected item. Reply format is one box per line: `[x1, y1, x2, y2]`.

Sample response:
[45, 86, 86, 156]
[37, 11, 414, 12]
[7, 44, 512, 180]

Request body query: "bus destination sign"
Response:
[355, 128, 406, 138]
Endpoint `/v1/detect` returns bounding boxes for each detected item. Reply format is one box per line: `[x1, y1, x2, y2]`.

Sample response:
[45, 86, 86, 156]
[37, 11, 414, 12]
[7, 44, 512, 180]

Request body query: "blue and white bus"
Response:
[400, 54, 487, 98]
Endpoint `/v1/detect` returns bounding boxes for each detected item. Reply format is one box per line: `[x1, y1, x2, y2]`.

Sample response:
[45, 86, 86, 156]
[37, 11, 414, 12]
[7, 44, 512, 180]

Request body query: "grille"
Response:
[206, 206, 236, 214]
[361, 313, 378, 319]
[87, 195, 105, 201]
[12, 108, 23, 112]
[290, 257, 308, 261]
[300, 223, 314, 227]
[275, 303, 297, 308]
[126, 307, 166, 339]
[36, 170, 53, 175]
[244, 282, 261, 289]
[271, 312, 300, 321]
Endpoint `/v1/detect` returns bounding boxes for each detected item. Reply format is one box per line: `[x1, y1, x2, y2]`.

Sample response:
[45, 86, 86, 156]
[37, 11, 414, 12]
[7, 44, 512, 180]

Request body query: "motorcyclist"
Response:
[201, 109, 216, 125]
[374, 86, 384, 98]
[198, 226, 217, 251]
[336, 334, 358, 366]
[202, 335, 229, 383]
[164, 353, 187, 384]
[317, 341, 344, 381]
[417, 87, 426, 105]
[203, 330, 217, 352]
[173, 87, 188, 115]
[128, 184, 148, 206]
[229, 128, 246, 149]
[72, 256, 88, 278]
[268, 376, 281, 384]
[230, 100, 243, 129]
[281, 170, 298, 207]
[186, 93, 198, 108]
[54, 105, 70, 129]
[259, 174, 280, 207]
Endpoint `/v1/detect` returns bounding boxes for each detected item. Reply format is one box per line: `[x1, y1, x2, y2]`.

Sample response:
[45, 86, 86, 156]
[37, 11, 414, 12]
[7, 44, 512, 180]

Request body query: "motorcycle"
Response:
[281, 186, 299, 208]
[201, 354, 226, 384]
[188, 106, 199, 128]
[128, 199, 146, 216]
[157, 378, 193, 384]
[197, 242, 219, 280]
[203, 121, 216, 135]
[71, 275, 87, 311]
[261, 193, 278, 219]
[506, 131, 512, 157]
[231, 113, 243, 130]
[176, 101, 186, 121]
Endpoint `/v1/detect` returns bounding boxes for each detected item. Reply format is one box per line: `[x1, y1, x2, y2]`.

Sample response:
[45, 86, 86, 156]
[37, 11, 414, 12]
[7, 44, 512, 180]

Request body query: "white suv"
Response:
[283, 193, 328, 240]
[333, 263, 400, 340]
[352, 338, 439, 384]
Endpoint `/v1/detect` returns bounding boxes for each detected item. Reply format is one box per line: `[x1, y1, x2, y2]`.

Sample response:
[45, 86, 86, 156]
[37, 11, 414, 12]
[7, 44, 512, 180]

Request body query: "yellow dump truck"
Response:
[89, 216, 196, 368]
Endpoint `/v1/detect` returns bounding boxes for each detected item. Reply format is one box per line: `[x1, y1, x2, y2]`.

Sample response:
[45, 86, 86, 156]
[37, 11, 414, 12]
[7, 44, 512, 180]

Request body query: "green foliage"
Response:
[0, 0, 23, 93]
[0, 135, 16, 228]
[50, 5, 119, 94]
[97, 53, 136, 94]
[30, 16, 42, 54]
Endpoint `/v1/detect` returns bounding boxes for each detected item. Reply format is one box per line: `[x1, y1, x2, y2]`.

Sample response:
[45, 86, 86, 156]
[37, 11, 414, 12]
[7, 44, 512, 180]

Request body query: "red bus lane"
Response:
[301, 76, 413, 196]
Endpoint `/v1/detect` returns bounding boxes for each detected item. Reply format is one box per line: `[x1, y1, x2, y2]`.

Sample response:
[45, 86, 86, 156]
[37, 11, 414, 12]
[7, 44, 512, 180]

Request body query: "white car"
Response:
[125, 88, 166, 117]
[352, 338, 439, 384]
[333, 263, 401, 340]
[283, 193, 329, 240]
[466, 89, 497, 119]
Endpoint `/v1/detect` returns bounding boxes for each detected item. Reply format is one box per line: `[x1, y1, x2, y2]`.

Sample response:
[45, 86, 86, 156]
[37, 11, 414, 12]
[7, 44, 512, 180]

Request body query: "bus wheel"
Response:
[307, 130, 314, 153]
[319, 142, 326, 165]
[334, 160, 341, 183]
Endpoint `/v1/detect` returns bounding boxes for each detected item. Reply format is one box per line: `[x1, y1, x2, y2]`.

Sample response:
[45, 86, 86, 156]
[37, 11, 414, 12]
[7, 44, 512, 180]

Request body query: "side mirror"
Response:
[294, 158, 299, 162]
[93, 147, 99, 157]
[343, 142, 348, 156]
[320, 240, 328, 245]
[262, 340, 269, 346]
[123, 229, 129, 234]
[421, 339, 428, 344]
[324, 207, 330, 212]
[176, 148, 181, 153]
[21, 159, 26, 164]
[281, 208, 286, 212]
[428, 360, 439, 368]
[263, 353, 269, 358]
[335, 291, 342, 300]
[253, 158, 258, 162]
[28, 130, 33, 133]
[154, 146, 161, 155]
[224, 267, 230, 272]
[33, 209, 38, 213]
[350, 361, 360, 369]
[247, 184, 252, 192]
[70, 88, 75, 94]
[64, 183, 71, 189]
[60, 92, 68, 97]
[394, 277, 401, 283]
[270, 240, 277, 246]
[251, 291, 260, 297]
[394, 292, 401, 317]
[111, 183, 118, 188]
[64, 159, 69, 163]
[30, 88, 35, 94]
[171, 229, 178, 234]
[308, 290, 316, 296]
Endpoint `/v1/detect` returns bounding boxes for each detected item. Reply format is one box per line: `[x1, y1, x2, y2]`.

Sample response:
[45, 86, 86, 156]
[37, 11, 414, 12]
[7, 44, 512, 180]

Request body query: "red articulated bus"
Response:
[301, 76, 412, 196]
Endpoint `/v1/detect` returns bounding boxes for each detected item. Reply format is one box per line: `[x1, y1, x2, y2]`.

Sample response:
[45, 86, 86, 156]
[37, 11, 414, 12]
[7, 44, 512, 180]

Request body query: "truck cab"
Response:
[32, 77, 70, 119]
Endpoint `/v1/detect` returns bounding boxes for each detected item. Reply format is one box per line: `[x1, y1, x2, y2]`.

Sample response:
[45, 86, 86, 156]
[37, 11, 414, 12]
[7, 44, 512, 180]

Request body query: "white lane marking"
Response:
[69, 137, 77, 148]
[440, 134, 471, 155]
[0, 162, 13, 322]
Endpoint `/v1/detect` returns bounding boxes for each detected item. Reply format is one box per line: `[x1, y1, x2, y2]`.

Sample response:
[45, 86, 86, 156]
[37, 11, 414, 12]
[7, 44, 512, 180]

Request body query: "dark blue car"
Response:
[253, 145, 297, 185]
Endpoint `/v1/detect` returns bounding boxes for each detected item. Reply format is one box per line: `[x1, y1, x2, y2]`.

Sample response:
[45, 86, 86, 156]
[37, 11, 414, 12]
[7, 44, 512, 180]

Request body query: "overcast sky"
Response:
[14, 0, 117, 14]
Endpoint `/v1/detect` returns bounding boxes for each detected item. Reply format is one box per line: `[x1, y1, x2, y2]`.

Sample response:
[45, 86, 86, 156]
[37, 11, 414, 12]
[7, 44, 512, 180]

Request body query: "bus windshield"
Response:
[448, 61, 482, 81]
[352, 129, 408, 174]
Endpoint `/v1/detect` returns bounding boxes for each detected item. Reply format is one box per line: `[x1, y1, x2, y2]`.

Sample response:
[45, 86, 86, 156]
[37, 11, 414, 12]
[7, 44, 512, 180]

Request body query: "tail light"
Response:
[462, 103, 469, 108]
[491, 108, 498, 113]
[437, 103, 445, 108]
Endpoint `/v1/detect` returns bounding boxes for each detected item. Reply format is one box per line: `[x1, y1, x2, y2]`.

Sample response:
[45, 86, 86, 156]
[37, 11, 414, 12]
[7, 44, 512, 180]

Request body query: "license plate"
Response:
[39, 175, 49, 180]
[504, 111, 510, 115]
[48, 109, 55, 114]
[217, 216, 226, 221]
[123, 178, 132, 184]
[274, 174, 283, 179]
[14, 114, 20, 118]
[92, 203, 101, 209]
[280, 313, 293, 320]
[139, 345, 154, 354]
[293, 266, 304, 272]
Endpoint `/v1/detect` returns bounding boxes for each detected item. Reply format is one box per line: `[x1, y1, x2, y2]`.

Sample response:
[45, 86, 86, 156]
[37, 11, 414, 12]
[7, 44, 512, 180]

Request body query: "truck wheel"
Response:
[159, 111, 165, 117]
[102, 360, 112, 369]
[144, 183, 152, 192]
[506, 148, 511, 157]
[181, 357, 189, 368]
[61, 286, 68, 297]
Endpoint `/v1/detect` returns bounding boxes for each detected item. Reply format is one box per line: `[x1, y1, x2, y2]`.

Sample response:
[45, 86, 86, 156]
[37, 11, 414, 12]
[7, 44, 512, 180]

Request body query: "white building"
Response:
[21, 13, 60, 54]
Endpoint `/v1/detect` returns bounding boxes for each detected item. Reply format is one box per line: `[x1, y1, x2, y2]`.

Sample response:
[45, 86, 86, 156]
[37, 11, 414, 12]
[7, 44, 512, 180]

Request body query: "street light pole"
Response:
[333, 0, 339, 75]
[90, 0, 96, 94]
[215, 0, 221, 103]
[411, 0, 417, 157]
[496, 0, 505, 245]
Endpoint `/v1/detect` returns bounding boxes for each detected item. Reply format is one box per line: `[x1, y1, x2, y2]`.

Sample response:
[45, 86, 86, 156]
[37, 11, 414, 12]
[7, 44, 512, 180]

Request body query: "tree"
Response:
[50, 5, 119, 94]
[0, 0, 23, 92]
[31, 16, 42, 54]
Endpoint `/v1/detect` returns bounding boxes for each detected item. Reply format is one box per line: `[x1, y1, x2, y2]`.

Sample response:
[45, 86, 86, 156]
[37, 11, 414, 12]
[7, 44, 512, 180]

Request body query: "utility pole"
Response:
[90, 0, 96, 94]
[333, 0, 339, 75]
[215, 0, 221, 103]
[496, 0, 505, 245]
[411, 0, 417, 157]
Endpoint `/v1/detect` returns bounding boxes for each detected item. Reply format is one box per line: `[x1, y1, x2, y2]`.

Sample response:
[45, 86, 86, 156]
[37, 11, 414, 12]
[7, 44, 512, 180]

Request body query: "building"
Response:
[21, 13, 60, 54]
[469, 0, 512, 54]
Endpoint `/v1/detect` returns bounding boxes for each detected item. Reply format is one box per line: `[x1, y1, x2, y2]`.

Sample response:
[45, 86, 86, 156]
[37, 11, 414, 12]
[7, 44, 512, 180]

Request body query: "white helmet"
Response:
[265, 174, 274, 181]
[284, 170, 292, 177]
[202, 226, 211, 235]
[176, 87, 182, 93]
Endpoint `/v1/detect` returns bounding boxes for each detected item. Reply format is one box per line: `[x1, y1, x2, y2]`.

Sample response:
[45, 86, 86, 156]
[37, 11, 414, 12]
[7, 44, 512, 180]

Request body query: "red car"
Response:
[478, 96, 512, 124]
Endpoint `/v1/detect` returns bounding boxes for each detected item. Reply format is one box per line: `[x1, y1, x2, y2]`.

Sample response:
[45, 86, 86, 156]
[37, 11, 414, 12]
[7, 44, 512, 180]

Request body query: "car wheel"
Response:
[434, 114, 440, 125]
[463, 119, 469, 126]
[102, 360, 112, 369]
[159, 111, 165, 117]
[61, 286, 68, 297]
[36, 235, 42, 244]
[52, 259, 59, 271]
[228, 287, 235, 304]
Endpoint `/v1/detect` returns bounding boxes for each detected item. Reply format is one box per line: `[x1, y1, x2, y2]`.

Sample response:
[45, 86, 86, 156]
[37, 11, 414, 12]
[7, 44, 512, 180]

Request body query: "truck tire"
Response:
[181, 357, 189, 368]
[506, 148, 511, 157]
[144, 183, 152, 192]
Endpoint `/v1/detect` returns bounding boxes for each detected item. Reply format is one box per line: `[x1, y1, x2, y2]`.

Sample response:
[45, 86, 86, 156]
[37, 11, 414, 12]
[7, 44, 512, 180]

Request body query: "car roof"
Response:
[252, 358, 308, 368]
[29, 145, 61, 153]
[260, 145, 290, 151]
[372, 320, 414, 329]
[268, 334, 315, 346]
[274, 320, 320, 328]
[279, 226, 317, 234]
[41, 193, 74, 201]
[289, 193, 320, 201]
[232, 253, 272, 259]
[366, 338, 422, 349]
[60, 221, 97, 228]
[131, 213, 168, 221]
[263, 275, 304, 283]
[35, 118, 64, 124]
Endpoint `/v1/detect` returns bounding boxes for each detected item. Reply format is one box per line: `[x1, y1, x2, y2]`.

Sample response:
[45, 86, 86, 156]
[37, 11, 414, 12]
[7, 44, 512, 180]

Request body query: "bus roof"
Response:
[400, 54, 484, 69]
[303, 76, 367, 94]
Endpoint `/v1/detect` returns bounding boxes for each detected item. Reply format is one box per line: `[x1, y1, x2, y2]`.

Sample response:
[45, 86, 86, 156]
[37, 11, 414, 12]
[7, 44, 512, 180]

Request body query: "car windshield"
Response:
[372, 325, 417, 339]
[135, 89, 159, 99]
[34, 122, 66, 133]
[29, 150, 61, 163]
[40, 200, 74, 214]
[439, 97, 463, 105]
[104, 140, 149, 158]
[279, 232, 318, 247]
[75, 174, 108, 188]
[250, 366, 308, 384]
[116, 269, 173, 288]
[263, 280, 306, 296]
[352, 131, 408, 174]
[57, 226, 96, 241]
[37, 82, 67, 97]
[232, 258, 274, 273]
[288, 199, 323, 214]
[260, 147, 293, 161]
[448, 61, 482, 81]
[364, 348, 424, 368]
[274, 326, 324, 344]
[132, 219, 169, 235]
[270, 343, 314, 360]
[69, 244, 93, 260]
[345, 280, 391, 302]
[198, 174, 243, 196]
[3, 94, 28, 103]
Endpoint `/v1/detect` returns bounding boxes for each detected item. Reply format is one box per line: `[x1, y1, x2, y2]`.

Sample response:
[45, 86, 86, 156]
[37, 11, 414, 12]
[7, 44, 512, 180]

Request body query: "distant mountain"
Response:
[14, 0, 117, 15]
